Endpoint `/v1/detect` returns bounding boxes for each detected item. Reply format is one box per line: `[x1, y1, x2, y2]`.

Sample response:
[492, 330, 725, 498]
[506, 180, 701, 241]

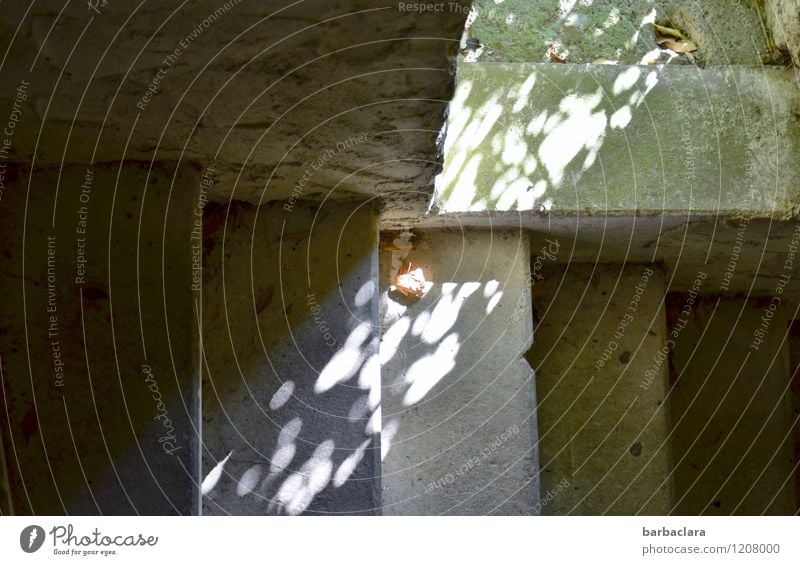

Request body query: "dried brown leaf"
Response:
[653, 23, 688, 40]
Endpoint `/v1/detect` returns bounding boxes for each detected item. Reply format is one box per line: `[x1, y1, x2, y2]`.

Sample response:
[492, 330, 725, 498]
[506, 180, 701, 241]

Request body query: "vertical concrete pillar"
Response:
[0, 162, 201, 515]
[380, 229, 539, 515]
[0, 425, 11, 514]
[529, 263, 673, 515]
[788, 320, 800, 514]
[201, 200, 380, 515]
[669, 296, 797, 515]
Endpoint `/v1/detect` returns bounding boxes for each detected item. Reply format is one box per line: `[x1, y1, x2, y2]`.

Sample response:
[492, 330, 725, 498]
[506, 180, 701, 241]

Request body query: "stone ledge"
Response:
[434, 63, 800, 218]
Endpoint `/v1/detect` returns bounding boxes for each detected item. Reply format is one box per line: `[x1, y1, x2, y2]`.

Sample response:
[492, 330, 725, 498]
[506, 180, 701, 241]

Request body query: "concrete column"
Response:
[0, 162, 201, 515]
[668, 295, 797, 515]
[0, 424, 11, 514]
[529, 263, 673, 515]
[201, 200, 380, 515]
[380, 229, 539, 515]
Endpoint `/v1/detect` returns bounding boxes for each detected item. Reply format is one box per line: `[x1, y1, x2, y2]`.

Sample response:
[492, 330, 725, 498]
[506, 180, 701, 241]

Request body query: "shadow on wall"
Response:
[200, 200, 382, 515]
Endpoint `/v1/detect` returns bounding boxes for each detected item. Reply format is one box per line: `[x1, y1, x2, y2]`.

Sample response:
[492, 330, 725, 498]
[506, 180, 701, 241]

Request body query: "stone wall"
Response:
[0, 162, 200, 514]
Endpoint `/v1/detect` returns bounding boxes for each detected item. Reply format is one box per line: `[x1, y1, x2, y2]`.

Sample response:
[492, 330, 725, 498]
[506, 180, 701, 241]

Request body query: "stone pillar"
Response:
[0, 424, 11, 515]
[0, 162, 201, 515]
[380, 229, 539, 515]
[529, 263, 673, 515]
[201, 200, 381, 515]
[668, 295, 797, 515]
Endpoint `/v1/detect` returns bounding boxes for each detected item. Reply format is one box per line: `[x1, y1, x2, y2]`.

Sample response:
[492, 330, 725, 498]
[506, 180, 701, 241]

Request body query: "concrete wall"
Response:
[380, 229, 539, 515]
[668, 295, 797, 515]
[0, 162, 200, 515]
[201, 200, 381, 515]
[435, 63, 800, 217]
[529, 263, 673, 515]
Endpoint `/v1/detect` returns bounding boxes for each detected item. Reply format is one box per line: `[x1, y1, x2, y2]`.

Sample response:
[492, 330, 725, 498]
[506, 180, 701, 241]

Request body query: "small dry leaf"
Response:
[547, 49, 567, 64]
[653, 23, 688, 40]
[393, 261, 431, 299]
[656, 37, 697, 54]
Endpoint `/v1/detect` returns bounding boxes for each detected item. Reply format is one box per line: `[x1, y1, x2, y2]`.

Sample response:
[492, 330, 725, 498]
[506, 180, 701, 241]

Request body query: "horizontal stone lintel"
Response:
[435, 63, 800, 218]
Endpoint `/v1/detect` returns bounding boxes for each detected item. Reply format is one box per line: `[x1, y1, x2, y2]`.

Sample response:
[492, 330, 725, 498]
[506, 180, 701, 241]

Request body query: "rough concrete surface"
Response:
[380, 229, 539, 515]
[668, 295, 797, 515]
[468, 0, 774, 65]
[0, 0, 470, 214]
[765, 0, 800, 65]
[529, 263, 673, 515]
[0, 162, 200, 514]
[436, 63, 800, 218]
[201, 200, 380, 515]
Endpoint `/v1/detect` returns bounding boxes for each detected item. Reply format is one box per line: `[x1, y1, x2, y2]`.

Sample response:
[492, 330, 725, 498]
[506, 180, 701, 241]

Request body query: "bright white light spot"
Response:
[315, 349, 361, 393]
[333, 439, 371, 487]
[441, 282, 457, 295]
[274, 440, 335, 516]
[201, 450, 232, 496]
[613, 67, 641, 96]
[270, 443, 296, 475]
[511, 75, 536, 113]
[355, 280, 375, 307]
[610, 106, 632, 129]
[527, 110, 548, 136]
[538, 89, 606, 186]
[501, 128, 526, 164]
[483, 280, 500, 297]
[403, 333, 461, 405]
[380, 316, 410, 364]
[639, 47, 662, 65]
[274, 473, 303, 511]
[269, 380, 294, 410]
[358, 354, 380, 389]
[365, 404, 381, 435]
[645, 70, 659, 90]
[278, 417, 302, 445]
[381, 419, 400, 461]
[237, 464, 263, 497]
[411, 310, 431, 336]
[306, 441, 334, 493]
[486, 291, 504, 313]
[422, 283, 480, 344]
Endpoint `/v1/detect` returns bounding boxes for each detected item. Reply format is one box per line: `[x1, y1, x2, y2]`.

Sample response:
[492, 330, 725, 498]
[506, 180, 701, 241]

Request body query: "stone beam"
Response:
[434, 63, 800, 219]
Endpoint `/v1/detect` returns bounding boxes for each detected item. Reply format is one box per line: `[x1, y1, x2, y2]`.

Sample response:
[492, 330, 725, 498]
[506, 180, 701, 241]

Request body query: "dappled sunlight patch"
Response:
[381, 418, 400, 461]
[333, 439, 371, 488]
[270, 440, 335, 516]
[269, 380, 295, 410]
[314, 321, 372, 393]
[380, 315, 410, 364]
[237, 464, 264, 497]
[435, 60, 663, 213]
[403, 333, 461, 406]
[421, 282, 481, 344]
[201, 450, 233, 496]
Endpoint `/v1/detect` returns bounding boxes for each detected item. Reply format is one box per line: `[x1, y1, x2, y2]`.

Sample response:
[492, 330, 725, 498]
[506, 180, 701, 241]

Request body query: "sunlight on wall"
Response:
[379, 273, 507, 459]
[436, 63, 660, 213]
